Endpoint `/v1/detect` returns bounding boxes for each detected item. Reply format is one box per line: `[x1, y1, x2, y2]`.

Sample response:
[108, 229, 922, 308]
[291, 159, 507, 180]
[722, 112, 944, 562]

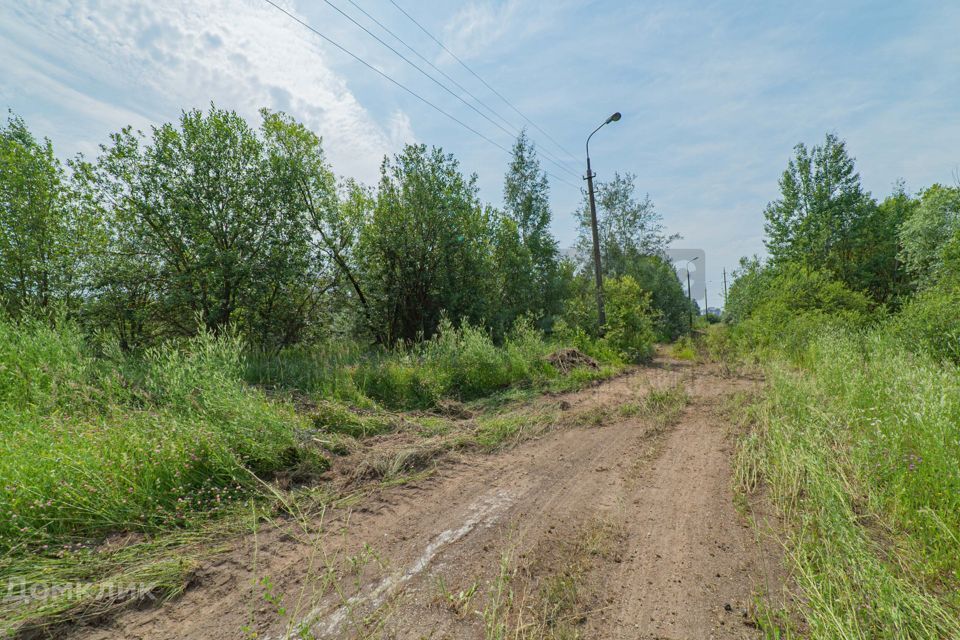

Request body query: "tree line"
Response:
[0, 106, 693, 352]
[727, 132, 960, 362]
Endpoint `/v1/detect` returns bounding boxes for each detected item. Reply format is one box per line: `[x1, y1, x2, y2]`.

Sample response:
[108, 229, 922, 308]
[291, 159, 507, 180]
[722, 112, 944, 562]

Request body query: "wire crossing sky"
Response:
[2, 0, 958, 306]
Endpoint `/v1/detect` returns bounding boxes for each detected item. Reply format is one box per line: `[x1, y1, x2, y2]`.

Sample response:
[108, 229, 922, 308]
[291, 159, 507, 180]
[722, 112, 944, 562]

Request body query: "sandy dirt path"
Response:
[71, 358, 775, 640]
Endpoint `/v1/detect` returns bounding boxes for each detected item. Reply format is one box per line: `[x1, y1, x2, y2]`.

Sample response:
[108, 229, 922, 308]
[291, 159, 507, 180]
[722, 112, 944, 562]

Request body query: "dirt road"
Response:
[73, 358, 776, 640]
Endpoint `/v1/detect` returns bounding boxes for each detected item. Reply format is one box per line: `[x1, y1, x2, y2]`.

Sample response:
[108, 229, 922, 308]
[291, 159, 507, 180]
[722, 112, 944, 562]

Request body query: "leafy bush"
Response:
[727, 262, 874, 358]
[603, 276, 657, 362]
[887, 281, 960, 364]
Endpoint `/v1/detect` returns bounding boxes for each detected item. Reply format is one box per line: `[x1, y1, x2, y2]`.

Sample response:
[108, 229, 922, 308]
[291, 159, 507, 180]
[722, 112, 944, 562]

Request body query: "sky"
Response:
[2, 0, 959, 309]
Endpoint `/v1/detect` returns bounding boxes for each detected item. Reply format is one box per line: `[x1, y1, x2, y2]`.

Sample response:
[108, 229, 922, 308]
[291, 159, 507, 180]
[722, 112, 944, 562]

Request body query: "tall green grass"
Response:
[247, 318, 600, 410]
[736, 322, 960, 638]
[0, 320, 319, 551]
[4, 316, 621, 551]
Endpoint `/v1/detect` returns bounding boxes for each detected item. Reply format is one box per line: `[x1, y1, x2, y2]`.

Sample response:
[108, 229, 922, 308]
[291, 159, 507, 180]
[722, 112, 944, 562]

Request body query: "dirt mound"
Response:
[546, 348, 599, 373]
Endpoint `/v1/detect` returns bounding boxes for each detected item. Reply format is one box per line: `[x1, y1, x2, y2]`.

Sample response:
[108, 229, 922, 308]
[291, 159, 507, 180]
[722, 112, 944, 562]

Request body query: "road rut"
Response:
[73, 359, 776, 640]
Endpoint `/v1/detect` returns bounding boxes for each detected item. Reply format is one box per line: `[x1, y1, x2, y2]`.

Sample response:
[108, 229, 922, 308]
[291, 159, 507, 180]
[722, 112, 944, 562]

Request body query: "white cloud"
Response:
[440, 0, 572, 60]
[1, 0, 409, 182]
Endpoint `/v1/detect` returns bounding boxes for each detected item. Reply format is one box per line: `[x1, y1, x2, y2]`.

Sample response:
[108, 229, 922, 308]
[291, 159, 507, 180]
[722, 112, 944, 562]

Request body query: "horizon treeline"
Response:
[726, 131, 960, 360]
[0, 105, 693, 351]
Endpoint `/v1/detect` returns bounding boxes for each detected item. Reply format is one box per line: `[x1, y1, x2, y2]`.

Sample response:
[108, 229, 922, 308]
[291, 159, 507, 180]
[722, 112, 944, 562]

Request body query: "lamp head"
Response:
[606, 112, 622, 124]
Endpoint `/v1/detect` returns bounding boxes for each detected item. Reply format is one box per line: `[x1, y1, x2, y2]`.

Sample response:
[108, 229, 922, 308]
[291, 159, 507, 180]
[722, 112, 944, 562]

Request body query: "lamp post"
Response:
[585, 111, 621, 332]
[684, 257, 698, 332]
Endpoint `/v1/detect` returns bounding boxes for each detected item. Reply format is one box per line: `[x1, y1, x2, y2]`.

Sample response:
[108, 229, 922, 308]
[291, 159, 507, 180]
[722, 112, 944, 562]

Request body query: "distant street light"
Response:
[685, 257, 698, 332]
[585, 111, 622, 331]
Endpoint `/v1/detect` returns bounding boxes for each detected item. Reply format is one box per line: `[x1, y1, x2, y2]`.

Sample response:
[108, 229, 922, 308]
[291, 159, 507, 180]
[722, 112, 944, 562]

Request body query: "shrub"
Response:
[728, 262, 874, 358]
[602, 276, 658, 362]
[887, 281, 960, 364]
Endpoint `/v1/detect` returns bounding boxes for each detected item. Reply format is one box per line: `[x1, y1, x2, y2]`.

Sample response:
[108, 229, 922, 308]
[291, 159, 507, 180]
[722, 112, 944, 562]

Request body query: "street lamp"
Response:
[585, 111, 622, 331]
[684, 257, 698, 332]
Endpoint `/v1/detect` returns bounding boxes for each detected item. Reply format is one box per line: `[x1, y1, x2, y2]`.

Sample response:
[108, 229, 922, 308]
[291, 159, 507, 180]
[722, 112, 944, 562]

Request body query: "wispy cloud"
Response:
[0, 0, 410, 181]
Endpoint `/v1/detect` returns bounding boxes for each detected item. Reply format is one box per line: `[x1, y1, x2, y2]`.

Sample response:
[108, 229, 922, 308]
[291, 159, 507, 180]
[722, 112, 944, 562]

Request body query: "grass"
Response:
[0, 319, 324, 548]
[733, 323, 960, 638]
[639, 382, 690, 428]
[248, 318, 618, 411]
[669, 335, 697, 361]
[1, 316, 627, 634]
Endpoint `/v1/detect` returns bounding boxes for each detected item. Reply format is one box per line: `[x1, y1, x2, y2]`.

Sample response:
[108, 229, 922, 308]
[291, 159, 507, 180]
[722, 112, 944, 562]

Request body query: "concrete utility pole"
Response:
[685, 257, 697, 332]
[585, 112, 621, 332]
[723, 268, 728, 304]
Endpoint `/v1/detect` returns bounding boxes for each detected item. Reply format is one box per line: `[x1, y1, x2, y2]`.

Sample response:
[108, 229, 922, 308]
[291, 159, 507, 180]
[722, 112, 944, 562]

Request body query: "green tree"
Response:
[576, 172, 676, 277]
[861, 184, 916, 303]
[629, 255, 692, 340]
[357, 144, 492, 343]
[899, 183, 960, 286]
[762, 133, 900, 300]
[573, 173, 687, 337]
[489, 213, 535, 336]
[722, 256, 769, 325]
[82, 106, 321, 347]
[500, 131, 564, 329]
[0, 113, 101, 318]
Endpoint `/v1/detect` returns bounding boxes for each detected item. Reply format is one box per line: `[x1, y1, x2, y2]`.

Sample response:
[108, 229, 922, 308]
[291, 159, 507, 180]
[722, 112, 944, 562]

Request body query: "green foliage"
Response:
[573, 173, 688, 338]
[0, 112, 102, 318]
[0, 318, 321, 549]
[78, 106, 326, 349]
[247, 317, 603, 411]
[489, 215, 538, 336]
[899, 183, 960, 286]
[359, 318, 557, 408]
[357, 144, 492, 344]
[887, 281, 960, 364]
[626, 254, 692, 340]
[575, 172, 676, 275]
[669, 335, 697, 361]
[722, 256, 767, 325]
[557, 273, 657, 363]
[727, 261, 873, 359]
[602, 276, 657, 362]
[763, 133, 906, 303]
[311, 400, 394, 438]
[723, 130, 960, 637]
[501, 131, 565, 331]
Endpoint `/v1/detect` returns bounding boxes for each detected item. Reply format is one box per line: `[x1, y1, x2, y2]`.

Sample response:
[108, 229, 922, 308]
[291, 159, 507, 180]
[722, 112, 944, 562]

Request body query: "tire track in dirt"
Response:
[68, 359, 778, 640]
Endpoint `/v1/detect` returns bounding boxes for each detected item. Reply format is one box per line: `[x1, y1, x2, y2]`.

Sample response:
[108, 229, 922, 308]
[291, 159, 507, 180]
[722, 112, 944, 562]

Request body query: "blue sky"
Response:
[2, 0, 959, 307]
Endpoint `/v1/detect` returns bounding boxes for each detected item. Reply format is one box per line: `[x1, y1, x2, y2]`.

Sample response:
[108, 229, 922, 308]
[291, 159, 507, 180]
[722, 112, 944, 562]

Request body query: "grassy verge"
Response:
[247, 319, 623, 410]
[732, 324, 960, 638]
[0, 317, 626, 634]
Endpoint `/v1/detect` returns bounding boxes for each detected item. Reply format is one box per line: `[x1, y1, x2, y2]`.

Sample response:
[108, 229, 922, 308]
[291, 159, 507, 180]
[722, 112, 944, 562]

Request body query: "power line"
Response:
[319, 0, 581, 181]
[259, 0, 579, 190]
[341, 0, 582, 179]
[389, 0, 581, 165]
